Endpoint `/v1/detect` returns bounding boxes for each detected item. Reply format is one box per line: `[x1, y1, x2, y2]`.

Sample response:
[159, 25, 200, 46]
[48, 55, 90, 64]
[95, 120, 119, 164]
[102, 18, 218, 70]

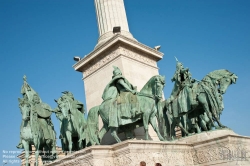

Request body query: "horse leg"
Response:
[78, 128, 83, 150]
[49, 138, 57, 161]
[199, 115, 208, 131]
[22, 140, 30, 166]
[110, 127, 121, 143]
[163, 112, 171, 140]
[198, 94, 216, 128]
[174, 117, 190, 136]
[33, 138, 40, 166]
[180, 115, 190, 136]
[182, 115, 188, 135]
[178, 121, 191, 136]
[170, 118, 177, 140]
[149, 115, 164, 141]
[207, 121, 212, 130]
[66, 131, 73, 154]
[213, 114, 226, 128]
[78, 139, 83, 150]
[98, 123, 108, 144]
[194, 119, 201, 133]
[142, 110, 150, 140]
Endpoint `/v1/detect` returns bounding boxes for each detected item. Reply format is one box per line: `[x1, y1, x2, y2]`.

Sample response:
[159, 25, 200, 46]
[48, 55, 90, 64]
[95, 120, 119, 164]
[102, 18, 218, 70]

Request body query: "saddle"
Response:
[116, 92, 139, 119]
[117, 92, 137, 104]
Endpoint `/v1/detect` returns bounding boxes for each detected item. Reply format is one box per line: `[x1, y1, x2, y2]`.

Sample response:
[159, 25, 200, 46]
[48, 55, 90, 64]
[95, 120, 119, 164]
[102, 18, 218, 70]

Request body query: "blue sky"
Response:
[1, 0, 250, 165]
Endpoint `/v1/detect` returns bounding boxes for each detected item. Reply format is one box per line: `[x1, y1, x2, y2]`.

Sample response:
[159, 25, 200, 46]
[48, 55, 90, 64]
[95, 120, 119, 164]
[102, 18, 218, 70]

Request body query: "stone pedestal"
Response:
[45, 129, 250, 166]
[73, 34, 163, 144]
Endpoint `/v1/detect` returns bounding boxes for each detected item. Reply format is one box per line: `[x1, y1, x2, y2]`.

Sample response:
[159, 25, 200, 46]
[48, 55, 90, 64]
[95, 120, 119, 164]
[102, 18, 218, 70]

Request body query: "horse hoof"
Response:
[171, 137, 176, 141]
[215, 126, 220, 129]
[160, 138, 165, 141]
[144, 138, 152, 141]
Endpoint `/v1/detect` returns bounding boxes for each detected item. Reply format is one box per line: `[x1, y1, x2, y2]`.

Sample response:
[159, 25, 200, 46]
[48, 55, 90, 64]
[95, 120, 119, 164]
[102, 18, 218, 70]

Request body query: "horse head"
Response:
[18, 98, 31, 121]
[219, 73, 238, 94]
[204, 69, 238, 94]
[55, 95, 72, 119]
[155, 75, 166, 100]
[140, 75, 165, 99]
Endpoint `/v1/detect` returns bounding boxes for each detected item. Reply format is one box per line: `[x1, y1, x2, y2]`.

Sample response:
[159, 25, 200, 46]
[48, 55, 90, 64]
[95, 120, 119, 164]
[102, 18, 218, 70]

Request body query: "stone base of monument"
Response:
[45, 129, 250, 166]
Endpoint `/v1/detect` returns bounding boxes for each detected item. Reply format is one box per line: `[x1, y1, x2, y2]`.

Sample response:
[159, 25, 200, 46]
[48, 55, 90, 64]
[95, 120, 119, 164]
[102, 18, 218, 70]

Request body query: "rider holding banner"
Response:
[169, 57, 197, 109]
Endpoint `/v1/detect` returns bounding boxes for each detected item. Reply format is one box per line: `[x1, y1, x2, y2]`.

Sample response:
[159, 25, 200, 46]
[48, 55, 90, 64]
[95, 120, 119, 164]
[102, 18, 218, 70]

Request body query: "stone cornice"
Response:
[82, 46, 159, 79]
[73, 34, 164, 72]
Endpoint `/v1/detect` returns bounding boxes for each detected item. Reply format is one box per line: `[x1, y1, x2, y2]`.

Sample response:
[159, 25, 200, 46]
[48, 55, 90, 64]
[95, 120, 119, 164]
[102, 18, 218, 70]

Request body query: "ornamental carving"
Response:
[83, 46, 156, 77]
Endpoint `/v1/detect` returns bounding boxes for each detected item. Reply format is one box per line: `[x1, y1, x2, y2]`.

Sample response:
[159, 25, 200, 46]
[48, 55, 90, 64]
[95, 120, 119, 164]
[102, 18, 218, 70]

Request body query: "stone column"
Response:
[74, 1, 164, 144]
[94, 0, 135, 47]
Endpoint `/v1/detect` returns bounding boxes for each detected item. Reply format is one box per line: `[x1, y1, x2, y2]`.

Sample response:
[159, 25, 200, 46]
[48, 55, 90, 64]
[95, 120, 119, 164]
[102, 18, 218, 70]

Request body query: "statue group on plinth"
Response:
[16, 59, 238, 166]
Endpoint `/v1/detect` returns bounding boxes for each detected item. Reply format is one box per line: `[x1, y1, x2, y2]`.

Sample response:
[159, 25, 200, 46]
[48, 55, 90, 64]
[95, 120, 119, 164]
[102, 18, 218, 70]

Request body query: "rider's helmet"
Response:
[62, 91, 74, 100]
[175, 57, 184, 71]
[113, 66, 122, 77]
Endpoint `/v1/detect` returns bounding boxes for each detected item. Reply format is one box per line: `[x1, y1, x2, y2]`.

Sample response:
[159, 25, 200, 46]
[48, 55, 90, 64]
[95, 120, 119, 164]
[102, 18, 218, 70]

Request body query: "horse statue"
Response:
[17, 76, 56, 166]
[54, 91, 87, 153]
[87, 75, 166, 144]
[18, 97, 56, 166]
[162, 69, 237, 139]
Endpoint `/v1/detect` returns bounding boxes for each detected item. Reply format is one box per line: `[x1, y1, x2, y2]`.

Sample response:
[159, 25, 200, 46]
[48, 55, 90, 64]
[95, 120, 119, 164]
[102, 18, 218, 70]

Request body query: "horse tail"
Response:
[85, 105, 100, 146]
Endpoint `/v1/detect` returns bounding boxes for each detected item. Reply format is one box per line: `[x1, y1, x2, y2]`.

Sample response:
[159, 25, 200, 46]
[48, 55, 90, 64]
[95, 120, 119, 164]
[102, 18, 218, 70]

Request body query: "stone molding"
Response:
[96, 31, 135, 48]
[82, 44, 158, 79]
[73, 34, 163, 73]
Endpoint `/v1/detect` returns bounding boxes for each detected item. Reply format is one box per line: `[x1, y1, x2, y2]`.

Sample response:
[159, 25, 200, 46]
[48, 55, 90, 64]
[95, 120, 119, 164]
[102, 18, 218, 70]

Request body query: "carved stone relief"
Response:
[83, 45, 156, 77]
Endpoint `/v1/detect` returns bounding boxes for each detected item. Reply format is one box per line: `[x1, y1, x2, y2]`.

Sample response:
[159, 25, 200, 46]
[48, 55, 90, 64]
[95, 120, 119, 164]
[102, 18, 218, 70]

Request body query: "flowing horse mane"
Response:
[203, 69, 234, 81]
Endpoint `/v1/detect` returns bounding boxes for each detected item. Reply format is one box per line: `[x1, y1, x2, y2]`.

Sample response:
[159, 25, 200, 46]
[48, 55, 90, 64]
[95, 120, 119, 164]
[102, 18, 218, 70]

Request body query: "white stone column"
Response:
[94, 0, 135, 47]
